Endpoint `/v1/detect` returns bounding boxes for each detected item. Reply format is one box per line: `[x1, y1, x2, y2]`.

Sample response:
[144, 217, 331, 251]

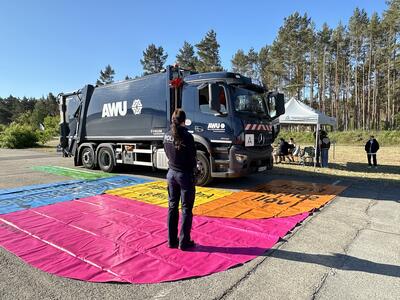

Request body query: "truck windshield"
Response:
[232, 87, 267, 116]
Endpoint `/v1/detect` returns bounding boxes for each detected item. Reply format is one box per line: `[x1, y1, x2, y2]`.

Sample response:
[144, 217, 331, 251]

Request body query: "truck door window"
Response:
[66, 96, 81, 122]
[198, 85, 227, 114]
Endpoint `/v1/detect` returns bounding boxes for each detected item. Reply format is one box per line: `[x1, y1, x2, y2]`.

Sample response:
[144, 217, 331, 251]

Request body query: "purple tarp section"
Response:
[0, 195, 308, 283]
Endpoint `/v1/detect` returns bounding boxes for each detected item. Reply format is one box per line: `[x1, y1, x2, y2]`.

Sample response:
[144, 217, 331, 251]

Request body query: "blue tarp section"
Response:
[0, 175, 152, 214]
[0, 180, 82, 196]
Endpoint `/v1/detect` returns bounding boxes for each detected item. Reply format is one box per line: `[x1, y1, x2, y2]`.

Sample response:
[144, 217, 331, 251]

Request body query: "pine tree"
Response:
[195, 30, 223, 72]
[349, 8, 369, 129]
[96, 64, 115, 86]
[231, 48, 259, 80]
[231, 49, 251, 75]
[140, 44, 168, 75]
[316, 23, 332, 113]
[268, 13, 313, 99]
[176, 41, 198, 70]
[331, 22, 347, 128]
[247, 47, 259, 80]
[258, 45, 274, 89]
[381, 0, 400, 128]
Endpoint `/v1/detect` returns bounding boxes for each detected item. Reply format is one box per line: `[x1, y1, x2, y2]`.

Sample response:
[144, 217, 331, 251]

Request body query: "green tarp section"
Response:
[32, 166, 113, 180]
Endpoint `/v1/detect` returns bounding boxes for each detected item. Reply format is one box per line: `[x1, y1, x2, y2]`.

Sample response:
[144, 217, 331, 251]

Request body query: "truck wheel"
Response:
[81, 147, 96, 169]
[196, 151, 212, 186]
[97, 147, 115, 173]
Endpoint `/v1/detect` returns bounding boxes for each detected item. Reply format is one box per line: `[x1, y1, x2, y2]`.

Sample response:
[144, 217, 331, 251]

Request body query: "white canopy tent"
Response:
[278, 97, 337, 168]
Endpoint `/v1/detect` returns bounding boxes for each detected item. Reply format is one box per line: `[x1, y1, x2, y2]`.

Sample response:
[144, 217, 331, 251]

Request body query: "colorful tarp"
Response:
[0, 176, 151, 214]
[193, 180, 346, 219]
[107, 181, 233, 207]
[0, 194, 308, 283]
[32, 165, 113, 180]
[249, 179, 346, 195]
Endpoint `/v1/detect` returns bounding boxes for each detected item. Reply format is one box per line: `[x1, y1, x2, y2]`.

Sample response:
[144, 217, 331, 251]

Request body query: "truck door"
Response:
[193, 84, 231, 143]
[180, 84, 196, 133]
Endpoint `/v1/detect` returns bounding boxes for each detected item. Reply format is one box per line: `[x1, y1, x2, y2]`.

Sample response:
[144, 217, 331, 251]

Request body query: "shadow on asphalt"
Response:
[327, 162, 400, 175]
[264, 249, 400, 278]
[179, 245, 400, 278]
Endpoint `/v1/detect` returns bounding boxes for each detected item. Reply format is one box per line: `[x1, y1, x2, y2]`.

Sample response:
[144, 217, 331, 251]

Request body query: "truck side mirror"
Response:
[268, 92, 285, 119]
[208, 83, 221, 112]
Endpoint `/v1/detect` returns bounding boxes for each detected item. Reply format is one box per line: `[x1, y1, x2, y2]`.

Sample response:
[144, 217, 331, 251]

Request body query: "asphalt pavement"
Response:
[0, 148, 399, 300]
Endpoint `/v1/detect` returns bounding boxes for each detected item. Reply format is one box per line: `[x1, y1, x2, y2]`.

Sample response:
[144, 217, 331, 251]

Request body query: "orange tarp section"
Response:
[193, 180, 346, 219]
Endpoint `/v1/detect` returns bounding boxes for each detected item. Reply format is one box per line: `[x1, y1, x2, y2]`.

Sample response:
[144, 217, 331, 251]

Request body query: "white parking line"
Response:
[332, 180, 342, 186]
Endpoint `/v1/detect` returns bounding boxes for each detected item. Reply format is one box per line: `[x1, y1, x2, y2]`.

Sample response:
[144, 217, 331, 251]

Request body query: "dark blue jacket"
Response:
[163, 126, 196, 173]
[365, 139, 379, 153]
[278, 140, 289, 155]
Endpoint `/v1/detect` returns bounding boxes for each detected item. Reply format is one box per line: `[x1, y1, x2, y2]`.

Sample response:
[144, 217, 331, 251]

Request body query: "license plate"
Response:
[258, 166, 267, 172]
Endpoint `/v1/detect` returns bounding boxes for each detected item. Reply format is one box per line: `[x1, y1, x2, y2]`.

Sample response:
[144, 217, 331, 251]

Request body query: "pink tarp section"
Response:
[0, 195, 308, 283]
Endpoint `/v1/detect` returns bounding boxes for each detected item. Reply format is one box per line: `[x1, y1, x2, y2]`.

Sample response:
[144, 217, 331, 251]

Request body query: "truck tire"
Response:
[81, 147, 96, 169]
[196, 151, 212, 186]
[97, 147, 115, 173]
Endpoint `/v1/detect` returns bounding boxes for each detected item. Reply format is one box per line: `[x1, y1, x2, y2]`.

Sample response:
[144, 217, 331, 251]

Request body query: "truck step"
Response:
[133, 161, 153, 167]
[132, 149, 152, 154]
[213, 147, 229, 153]
[214, 159, 229, 165]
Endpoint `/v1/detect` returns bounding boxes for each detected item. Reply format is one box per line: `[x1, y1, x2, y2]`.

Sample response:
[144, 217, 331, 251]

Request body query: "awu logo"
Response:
[207, 123, 226, 131]
[102, 101, 128, 118]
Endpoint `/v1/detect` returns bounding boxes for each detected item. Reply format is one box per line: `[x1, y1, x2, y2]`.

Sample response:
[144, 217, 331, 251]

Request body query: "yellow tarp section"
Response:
[193, 180, 347, 219]
[106, 181, 233, 208]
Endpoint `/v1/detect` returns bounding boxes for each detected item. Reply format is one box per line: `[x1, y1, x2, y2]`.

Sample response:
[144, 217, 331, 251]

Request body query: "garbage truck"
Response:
[58, 65, 285, 186]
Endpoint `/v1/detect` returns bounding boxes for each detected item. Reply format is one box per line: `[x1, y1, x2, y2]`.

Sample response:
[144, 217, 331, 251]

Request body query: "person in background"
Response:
[273, 143, 280, 163]
[319, 131, 331, 168]
[289, 138, 301, 162]
[288, 138, 296, 162]
[277, 138, 292, 163]
[163, 109, 197, 251]
[365, 135, 379, 168]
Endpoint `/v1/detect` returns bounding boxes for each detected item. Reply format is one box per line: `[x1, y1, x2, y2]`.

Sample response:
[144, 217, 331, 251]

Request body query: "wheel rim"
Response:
[197, 159, 206, 183]
[100, 152, 111, 168]
[82, 150, 93, 165]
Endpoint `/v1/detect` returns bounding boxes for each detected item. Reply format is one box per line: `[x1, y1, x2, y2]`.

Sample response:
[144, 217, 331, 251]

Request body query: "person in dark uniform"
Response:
[163, 109, 197, 250]
[365, 135, 380, 168]
[277, 138, 291, 162]
[320, 131, 331, 168]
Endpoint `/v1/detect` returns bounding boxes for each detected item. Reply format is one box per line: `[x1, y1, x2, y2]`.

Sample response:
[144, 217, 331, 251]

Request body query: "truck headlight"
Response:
[235, 154, 247, 163]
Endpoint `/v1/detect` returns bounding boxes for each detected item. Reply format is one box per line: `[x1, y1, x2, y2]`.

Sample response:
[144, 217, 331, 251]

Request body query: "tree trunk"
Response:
[373, 68, 378, 130]
[321, 47, 326, 113]
[391, 47, 396, 128]
[367, 35, 372, 130]
[362, 64, 365, 130]
[345, 64, 351, 130]
[387, 57, 391, 126]
[310, 50, 314, 106]
[334, 43, 339, 122]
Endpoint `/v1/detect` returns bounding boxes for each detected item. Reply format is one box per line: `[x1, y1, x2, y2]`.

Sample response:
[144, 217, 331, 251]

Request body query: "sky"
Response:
[0, 0, 387, 98]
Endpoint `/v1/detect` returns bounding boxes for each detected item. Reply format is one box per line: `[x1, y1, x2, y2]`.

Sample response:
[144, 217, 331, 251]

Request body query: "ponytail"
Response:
[171, 109, 186, 150]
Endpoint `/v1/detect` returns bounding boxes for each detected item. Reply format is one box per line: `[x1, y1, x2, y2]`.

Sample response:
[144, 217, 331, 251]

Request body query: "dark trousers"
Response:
[167, 169, 195, 246]
[367, 153, 377, 166]
[316, 149, 321, 167]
